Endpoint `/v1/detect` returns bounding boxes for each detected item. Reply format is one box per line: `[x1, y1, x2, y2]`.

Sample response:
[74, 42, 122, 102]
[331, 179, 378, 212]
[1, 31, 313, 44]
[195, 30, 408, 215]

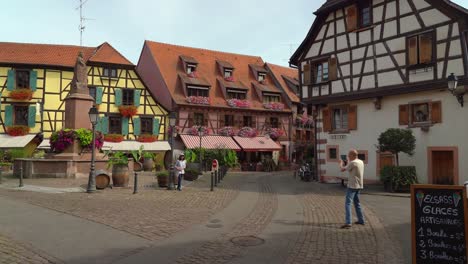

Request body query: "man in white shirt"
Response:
[339, 149, 365, 229]
[175, 154, 187, 191]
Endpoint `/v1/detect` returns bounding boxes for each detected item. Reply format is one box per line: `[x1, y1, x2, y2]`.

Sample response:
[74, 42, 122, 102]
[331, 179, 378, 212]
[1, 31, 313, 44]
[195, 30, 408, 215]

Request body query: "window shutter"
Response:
[188, 113, 193, 127]
[122, 117, 129, 136]
[100, 116, 109, 134]
[4, 105, 13, 126]
[346, 5, 358, 32]
[28, 105, 36, 128]
[431, 101, 442, 123]
[399, 104, 409, 125]
[114, 88, 122, 106]
[133, 117, 141, 136]
[153, 118, 160, 136]
[95, 87, 104, 105]
[311, 64, 318, 84]
[7, 70, 15, 91]
[252, 117, 257, 128]
[303, 63, 311, 85]
[322, 107, 332, 132]
[329, 57, 338, 81]
[419, 34, 433, 64]
[348, 105, 357, 130]
[95, 116, 102, 132]
[408, 37, 418, 66]
[133, 89, 141, 107]
[29, 70, 38, 91]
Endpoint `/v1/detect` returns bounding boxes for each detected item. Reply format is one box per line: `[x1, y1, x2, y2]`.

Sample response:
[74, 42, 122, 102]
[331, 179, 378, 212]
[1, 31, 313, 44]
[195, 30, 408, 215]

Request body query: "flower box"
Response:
[266, 128, 285, 140]
[227, 98, 250, 108]
[118, 105, 138, 117]
[188, 71, 198, 78]
[104, 134, 124, 143]
[218, 126, 236, 136]
[6, 125, 30, 136]
[167, 126, 181, 136]
[137, 134, 158, 143]
[50, 129, 103, 153]
[10, 89, 33, 101]
[189, 126, 211, 136]
[238, 127, 257, 138]
[263, 102, 285, 111]
[225, 76, 235, 82]
[186, 96, 210, 105]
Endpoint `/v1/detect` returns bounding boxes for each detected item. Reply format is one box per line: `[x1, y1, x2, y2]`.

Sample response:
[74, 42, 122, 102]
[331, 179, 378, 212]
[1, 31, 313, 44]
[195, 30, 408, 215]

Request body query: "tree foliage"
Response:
[377, 128, 416, 166]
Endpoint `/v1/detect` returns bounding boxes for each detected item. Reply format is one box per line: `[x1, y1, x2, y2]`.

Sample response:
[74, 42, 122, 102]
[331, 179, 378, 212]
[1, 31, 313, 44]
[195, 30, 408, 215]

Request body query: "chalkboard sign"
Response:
[411, 185, 468, 264]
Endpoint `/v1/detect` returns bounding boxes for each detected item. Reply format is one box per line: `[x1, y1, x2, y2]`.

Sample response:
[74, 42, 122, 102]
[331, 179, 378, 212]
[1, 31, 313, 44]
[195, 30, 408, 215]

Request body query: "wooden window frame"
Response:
[224, 115, 235, 127]
[13, 105, 29, 126]
[227, 89, 246, 100]
[224, 68, 233, 78]
[187, 86, 209, 97]
[326, 145, 339, 163]
[403, 100, 442, 127]
[331, 105, 349, 133]
[103, 67, 118, 78]
[15, 69, 30, 89]
[186, 64, 197, 74]
[193, 113, 205, 126]
[313, 60, 329, 84]
[140, 116, 153, 134]
[243, 116, 253, 127]
[108, 115, 122, 134]
[357, 150, 369, 164]
[407, 31, 435, 69]
[270, 117, 279, 128]
[122, 89, 134, 106]
[258, 72, 267, 82]
[358, 0, 372, 28]
[263, 93, 281, 104]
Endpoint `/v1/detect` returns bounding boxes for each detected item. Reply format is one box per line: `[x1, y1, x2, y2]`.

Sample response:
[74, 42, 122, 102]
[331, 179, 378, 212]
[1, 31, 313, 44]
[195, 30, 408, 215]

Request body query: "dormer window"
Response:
[187, 64, 197, 74]
[224, 69, 233, 78]
[258, 72, 267, 82]
[227, 89, 246, 100]
[263, 93, 281, 103]
[187, 85, 208, 97]
[103, 67, 117, 78]
[346, 0, 372, 31]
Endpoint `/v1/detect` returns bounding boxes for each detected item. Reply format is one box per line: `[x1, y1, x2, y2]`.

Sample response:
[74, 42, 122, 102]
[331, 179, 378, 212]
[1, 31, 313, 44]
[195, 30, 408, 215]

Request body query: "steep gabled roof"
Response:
[266, 63, 300, 103]
[0, 41, 133, 68]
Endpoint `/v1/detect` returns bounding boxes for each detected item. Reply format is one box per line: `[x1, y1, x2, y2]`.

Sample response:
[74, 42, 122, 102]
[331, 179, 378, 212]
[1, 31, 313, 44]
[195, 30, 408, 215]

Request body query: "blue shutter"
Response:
[96, 87, 104, 104]
[133, 89, 141, 107]
[100, 116, 109, 135]
[95, 116, 102, 132]
[152, 118, 160, 136]
[122, 117, 129, 136]
[114, 88, 122, 106]
[4, 105, 13, 126]
[29, 70, 38, 91]
[7, 70, 15, 91]
[133, 117, 141, 136]
[28, 105, 36, 128]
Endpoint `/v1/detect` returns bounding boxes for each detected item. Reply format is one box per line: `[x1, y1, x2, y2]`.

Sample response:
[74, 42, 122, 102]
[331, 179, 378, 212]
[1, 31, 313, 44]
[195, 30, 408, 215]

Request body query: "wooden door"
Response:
[378, 153, 395, 176]
[431, 151, 454, 185]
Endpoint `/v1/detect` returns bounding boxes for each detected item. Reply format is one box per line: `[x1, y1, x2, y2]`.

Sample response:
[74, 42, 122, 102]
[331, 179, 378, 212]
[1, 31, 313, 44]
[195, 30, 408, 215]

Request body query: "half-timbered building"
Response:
[137, 41, 298, 166]
[290, 0, 468, 184]
[0, 42, 168, 152]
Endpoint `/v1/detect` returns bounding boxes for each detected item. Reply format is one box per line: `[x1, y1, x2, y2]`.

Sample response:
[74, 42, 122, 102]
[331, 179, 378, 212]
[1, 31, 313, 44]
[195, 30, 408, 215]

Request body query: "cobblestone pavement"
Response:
[0, 172, 404, 263]
[0, 233, 61, 264]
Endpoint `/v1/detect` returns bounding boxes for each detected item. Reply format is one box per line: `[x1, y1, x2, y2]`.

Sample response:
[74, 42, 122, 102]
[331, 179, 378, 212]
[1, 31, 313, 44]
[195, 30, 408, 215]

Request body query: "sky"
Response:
[1, 0, 467, 66]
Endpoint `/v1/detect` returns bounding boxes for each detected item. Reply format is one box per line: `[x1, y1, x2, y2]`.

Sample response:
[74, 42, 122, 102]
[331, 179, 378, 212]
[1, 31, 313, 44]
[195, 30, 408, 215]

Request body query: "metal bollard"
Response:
[0, 168, 3, 184]
[210, 172, 214, 191]
[133, 171, 138, 194]
[19, 162, 24, 187]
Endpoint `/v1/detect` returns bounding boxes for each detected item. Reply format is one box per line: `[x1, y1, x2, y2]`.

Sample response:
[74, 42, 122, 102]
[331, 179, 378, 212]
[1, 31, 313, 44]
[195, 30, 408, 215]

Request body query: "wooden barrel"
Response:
[95, 170, 110, 190]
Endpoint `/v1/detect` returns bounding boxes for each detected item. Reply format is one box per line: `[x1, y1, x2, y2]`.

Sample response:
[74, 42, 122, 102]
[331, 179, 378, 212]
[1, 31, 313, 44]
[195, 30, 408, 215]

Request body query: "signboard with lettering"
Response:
[411, 185, 468, 264]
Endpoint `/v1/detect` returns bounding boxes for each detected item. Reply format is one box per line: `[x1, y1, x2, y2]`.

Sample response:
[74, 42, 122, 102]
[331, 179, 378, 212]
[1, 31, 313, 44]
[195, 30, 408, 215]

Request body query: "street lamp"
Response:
[198, 126, 204, 173]
[87, 106, 99, 193]
[167, 112, 177, 190]
[447, 73, 465, 107]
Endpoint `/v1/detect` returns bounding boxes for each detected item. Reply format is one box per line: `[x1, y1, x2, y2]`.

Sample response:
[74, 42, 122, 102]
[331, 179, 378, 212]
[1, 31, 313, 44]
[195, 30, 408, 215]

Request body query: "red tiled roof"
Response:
[0, 41, 133, 68]
[266, 63, 300, 103]
[143, 41, 291, 112]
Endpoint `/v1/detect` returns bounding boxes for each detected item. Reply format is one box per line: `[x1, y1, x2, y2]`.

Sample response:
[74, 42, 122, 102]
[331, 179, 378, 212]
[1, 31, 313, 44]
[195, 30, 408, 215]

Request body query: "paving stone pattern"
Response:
[0, 234, 60, 264]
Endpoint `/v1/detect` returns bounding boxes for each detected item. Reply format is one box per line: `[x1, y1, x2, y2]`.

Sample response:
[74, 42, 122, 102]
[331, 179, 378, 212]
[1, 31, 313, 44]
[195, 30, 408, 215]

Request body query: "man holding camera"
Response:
[339, 149, 365, 229]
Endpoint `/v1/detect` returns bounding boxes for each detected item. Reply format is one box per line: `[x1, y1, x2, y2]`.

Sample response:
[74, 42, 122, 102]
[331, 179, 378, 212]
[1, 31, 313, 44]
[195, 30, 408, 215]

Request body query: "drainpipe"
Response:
[314, 105, 320, 182]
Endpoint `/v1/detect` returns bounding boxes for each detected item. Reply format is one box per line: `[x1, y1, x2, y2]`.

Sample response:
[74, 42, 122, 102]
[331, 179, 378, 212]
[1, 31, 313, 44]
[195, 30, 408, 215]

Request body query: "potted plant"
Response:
[0, 162, 12, 172]
[118, 105, 138, 117]
[184, 168, 200, 181]
[10, 89, 33, 101]
[104, 134, 124, 142]
[143, 152, 154, 172]
[137, 134, 158, 143]
[131, 146, 144, 172]
[381, 166, 418, 192]
[156, 170, 169, 187]
[6, 125, 30, 136]
[107, 151, 130, 187]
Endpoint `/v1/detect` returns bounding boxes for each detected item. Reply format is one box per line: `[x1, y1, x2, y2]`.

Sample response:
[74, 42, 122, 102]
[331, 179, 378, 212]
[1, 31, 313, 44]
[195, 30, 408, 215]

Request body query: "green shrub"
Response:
[156, 171, 169, 177]
[107, 151, 129, 168]
[7, 149, 29, 160]
[185, 168, 200, 175]
[377, 128, 416, 166]
[75, 128, 93, 147]
[381, 165, 418, 189]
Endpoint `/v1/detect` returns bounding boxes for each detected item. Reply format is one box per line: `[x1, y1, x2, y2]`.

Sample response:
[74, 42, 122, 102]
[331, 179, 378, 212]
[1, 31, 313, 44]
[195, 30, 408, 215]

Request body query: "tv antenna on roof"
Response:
[76, 0, 95, 46]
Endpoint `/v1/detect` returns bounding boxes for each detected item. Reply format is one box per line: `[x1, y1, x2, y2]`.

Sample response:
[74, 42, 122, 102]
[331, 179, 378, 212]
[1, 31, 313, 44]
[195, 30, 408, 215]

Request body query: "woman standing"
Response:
[175, 154, 186, 191]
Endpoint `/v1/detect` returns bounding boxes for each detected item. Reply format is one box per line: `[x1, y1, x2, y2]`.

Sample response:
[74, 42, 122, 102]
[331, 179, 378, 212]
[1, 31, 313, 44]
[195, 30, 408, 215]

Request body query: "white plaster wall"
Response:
[399, 0, 412, 15]
[378, 71, 404, 86]
[364, 59, 375, 73]
[336, 19, 346, 34]
[412, 0, 430, 9]
[302, 86, 308, 98]
[337, 51, 350, 63]
[359, 30, 372, 45]
[319, 90, 468, 184]
[373, 5, 384, 23]
[321, 39, 335, 54]
[400, 15, 421, 34]
[437, 43, 447, 59]
[377, 56, 396, 70]
[446, 59, 465, 76]
[361, 75, 375, 89]
[420, 9, 450, 27]
[386, 1, 397, 19]
[449, 40, 462, 57]
[409, 70, 434, 83]
[337, 35, 348, 51]
[341, 64, 351, 77]
[437, 25, 449, 41]
[383, 20, 398, 38]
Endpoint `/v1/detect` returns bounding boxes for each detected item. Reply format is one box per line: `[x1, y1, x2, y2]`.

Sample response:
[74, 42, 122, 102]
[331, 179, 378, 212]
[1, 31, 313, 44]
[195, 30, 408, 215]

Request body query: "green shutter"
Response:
[29, 70, 38, 91]
[4, 105, 13, 126]
[122, 117, 129, 136]
[100, 116, 109, 134]
[114, 88, 122, 106]
[152, 118, 160, 136]
[7, 70, 15, 91]
[28, 105, 36, 128]
[133, 89, 141, 107]
[95, 116, 102, 132]
[96, 87, 104, 104]
[133, 117, 141, 136]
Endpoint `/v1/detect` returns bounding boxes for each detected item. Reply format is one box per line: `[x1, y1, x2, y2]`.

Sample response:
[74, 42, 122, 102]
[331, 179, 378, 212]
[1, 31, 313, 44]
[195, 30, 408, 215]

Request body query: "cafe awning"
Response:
[180, 135, 241, 151]
[232, 136, 282, 152]
[0, 134, 37, 148]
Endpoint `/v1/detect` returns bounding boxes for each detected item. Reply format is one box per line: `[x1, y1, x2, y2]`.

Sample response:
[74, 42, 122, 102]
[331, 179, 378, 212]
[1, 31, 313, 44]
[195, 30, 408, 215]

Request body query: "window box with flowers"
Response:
[137, 134, 158, 143]
[50, 128, 104, 153]
[188, 71, 198, 78]
[238, 127, 258, 138]
[104, 134, 124, 143]
[118, 105, 138, 117]
[186, 96, 210, 105]
[10, 89, 33, 101]
[218, 126, 236, 136]
[6, 125, 30, 136]
[227, 98, 250, 108]
[189, 126, 211, 136]
[167, 126, 181, 137]
[263, 102, 285, 111]
[266, 128, 285, 140]
[225, 76, 235, 82]
[296, 116, 314, 127]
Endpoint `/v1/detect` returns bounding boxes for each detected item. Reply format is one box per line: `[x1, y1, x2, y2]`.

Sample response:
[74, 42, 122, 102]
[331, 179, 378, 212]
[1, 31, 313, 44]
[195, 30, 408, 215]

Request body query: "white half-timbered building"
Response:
[290, 0, 468, 185]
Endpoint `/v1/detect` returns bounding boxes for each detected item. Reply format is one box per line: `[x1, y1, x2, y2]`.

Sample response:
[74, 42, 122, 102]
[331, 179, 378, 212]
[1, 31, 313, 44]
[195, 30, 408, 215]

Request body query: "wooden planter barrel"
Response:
[112, 164, 129, 187]
[95, 170, 110, 190]
[143, 158, 154, 172]
[157, 174, 168, 187]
